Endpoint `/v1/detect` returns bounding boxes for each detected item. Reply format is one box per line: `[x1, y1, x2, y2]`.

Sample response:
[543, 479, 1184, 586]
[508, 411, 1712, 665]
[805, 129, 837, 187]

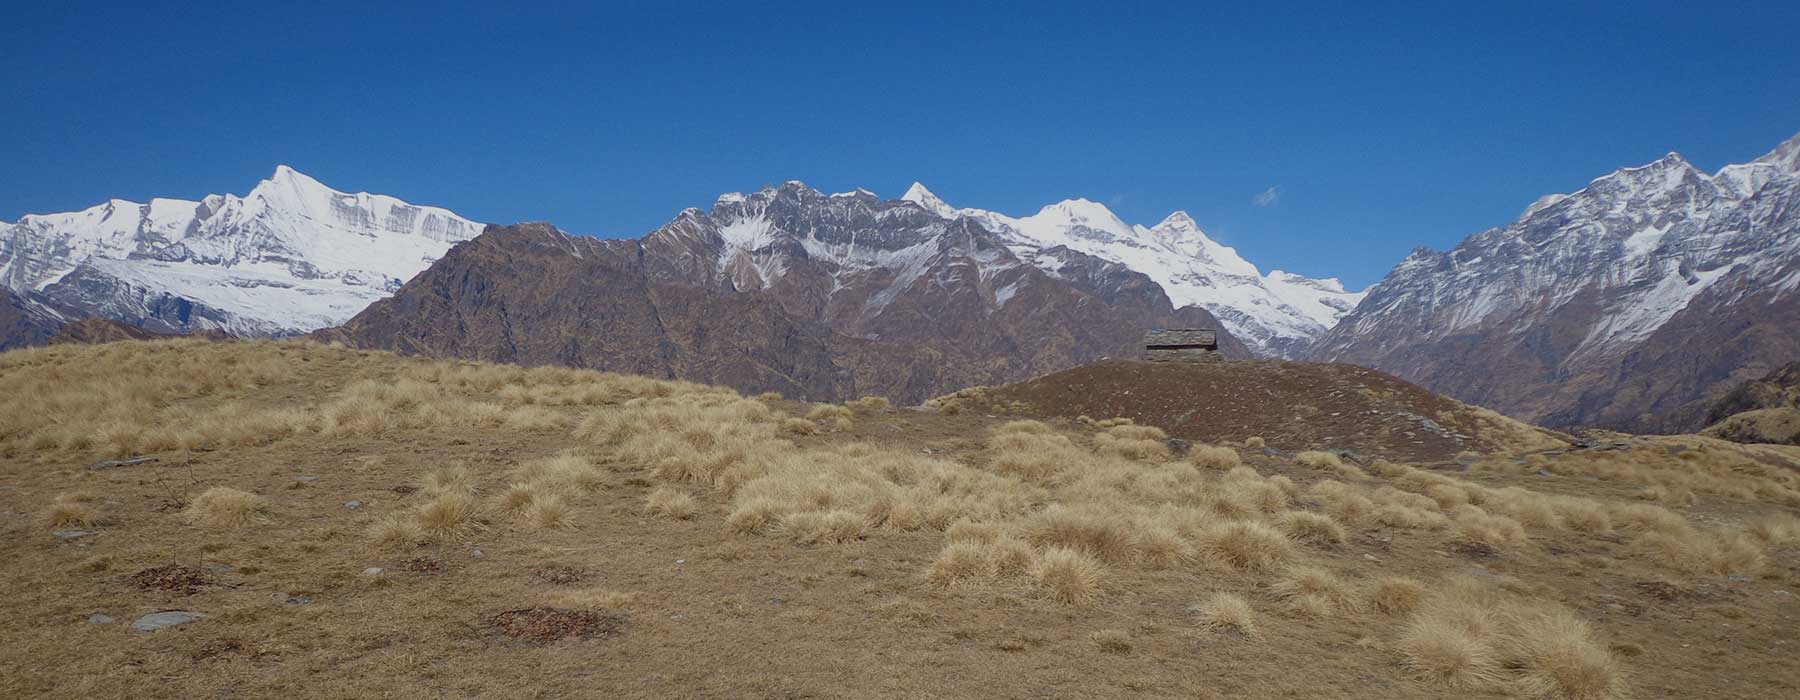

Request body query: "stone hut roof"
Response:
[1142, 328, 1218, 349]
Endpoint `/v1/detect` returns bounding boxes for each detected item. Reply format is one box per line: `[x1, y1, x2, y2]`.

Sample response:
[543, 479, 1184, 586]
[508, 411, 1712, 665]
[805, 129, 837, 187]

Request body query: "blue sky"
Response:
[4, 2, 1797, 288]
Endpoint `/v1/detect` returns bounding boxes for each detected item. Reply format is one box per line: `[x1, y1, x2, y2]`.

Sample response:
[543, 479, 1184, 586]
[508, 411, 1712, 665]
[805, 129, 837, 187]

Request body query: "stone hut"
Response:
[1142, 328, 1221, 363]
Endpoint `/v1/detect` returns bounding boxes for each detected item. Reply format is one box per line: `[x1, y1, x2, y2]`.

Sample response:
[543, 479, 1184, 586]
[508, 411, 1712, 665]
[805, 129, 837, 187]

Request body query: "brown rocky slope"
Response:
[323, 192, 1247, 403]
[324, 212, 1245, 401]
[958, 359, 1569, 463]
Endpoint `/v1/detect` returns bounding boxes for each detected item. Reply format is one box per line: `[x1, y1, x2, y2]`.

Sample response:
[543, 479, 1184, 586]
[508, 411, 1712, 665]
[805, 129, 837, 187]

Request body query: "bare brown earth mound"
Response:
[966, 359, 1568, 462]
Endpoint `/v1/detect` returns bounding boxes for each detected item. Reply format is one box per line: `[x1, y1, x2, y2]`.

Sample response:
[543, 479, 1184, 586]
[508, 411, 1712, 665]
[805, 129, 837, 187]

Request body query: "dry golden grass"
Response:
[1747, 512, 1800, 545]
[780, 417, 819, 435]
[1275, 510, 1346, 545]
[1296, 450, 1369, 479]
[927, 541, 995, 587]
[42, 493, 105, 528]
[806, 404, 854, 431]
[1502, 606, 1629, 700]
[1022, 505, 1140, 564]
[1187, 443, 1243, 470]
[1269, 565, 1361, 616]
[644, 487, 698, 519]
[1032, 546, 1104, 605]
[8, 339, 1792, 698]
[415, 491, 479, 539]
[181, 486, 270, 528]
[1195, 592, 1257, 636]
[780, 510, 867, 544]
[846, 396, 892, 411]
[551, 587, 636, 612]
[1199, 521, 1293, 571]
[1089, 629, 1133, 653]
[1244, 436, 1265, 449]
[1370, 577, 1426, 615]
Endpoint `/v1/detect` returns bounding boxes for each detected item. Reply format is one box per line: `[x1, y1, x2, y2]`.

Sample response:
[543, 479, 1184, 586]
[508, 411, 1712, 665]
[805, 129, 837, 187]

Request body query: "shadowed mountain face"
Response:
[1312, 132, 1800, 433]
[0, 288, 63, 351]
[325, 183, 1247, 402]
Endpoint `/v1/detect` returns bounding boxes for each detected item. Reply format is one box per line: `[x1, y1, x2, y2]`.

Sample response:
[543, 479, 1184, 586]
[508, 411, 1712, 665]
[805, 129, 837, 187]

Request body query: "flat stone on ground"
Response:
[133, 611, 204, 632]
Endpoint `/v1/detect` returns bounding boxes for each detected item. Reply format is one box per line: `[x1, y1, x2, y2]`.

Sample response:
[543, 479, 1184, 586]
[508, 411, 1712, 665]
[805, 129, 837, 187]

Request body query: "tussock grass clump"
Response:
[416, 491, 479, 538]
[369, 515, 424, 548]
[1630, 530, 1767, 577]
[927, 542, 995, 587]
[1094, 424, 1171, 461]
[1501, 606, 1629, 700]
[1275, 510, 1346, 545]
[1023, 505, 1139, 563]
[780, 418, 819, 435]
[420, 465, 476, 497]
[181, 487, 270, 528]
[1199, 521, 1293, 571]
[1244, 436, 1265, 449]
[1450, 504, 1528, 548]
[1370, 577, 1426, 615]
[526, 495, 574, 529]
[781, 510, 867, 544]
[1187, 443, 1242, 470]
[1089, 629, 1133, 654]
[995, 419, 1054, 435]
[644, 488, 697, 519]
[945, 518, 1003, 544]
[806, 404, 853, 431]
[1307, 480, 1377, 524]
[1397, 577, 1627, 698]
[1032, 546, 1104, 605]
[43, 493, 105, 528]
[1195, 592, 1256, 636]
[988, 430, 1084, 480]
[753, 391, 783, 402]
[1747, 512, 1800, 546]
[1296, 450, 1368, 479]
[846, 396, 892, 411]
[1270, 566, 1361, 616]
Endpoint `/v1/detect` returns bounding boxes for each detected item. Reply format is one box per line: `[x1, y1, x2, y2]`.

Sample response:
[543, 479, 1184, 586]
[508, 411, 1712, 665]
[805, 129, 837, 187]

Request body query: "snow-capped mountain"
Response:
[900, 183, 1363, 357]
[1312, 131, 1800, 432]
[0, 166, 484, 336]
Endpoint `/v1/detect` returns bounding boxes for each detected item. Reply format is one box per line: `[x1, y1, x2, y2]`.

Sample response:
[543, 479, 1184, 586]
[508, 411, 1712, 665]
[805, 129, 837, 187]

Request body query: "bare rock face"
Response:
[0, 288, 64, 351]
[1311, 132, 1800, 433]
[325, 183, 1247, 403]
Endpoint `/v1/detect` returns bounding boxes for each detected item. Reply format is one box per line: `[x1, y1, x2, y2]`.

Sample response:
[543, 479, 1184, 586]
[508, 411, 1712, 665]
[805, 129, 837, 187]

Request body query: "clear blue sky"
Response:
[5, 2, 1798, 288]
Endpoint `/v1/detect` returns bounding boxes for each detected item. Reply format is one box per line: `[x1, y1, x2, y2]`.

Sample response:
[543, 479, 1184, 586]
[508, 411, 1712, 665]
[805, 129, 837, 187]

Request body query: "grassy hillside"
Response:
[2, 340, 1797, 699]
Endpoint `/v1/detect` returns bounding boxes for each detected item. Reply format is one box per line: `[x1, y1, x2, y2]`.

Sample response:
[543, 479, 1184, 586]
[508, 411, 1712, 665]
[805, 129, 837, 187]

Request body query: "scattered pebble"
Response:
[344, 500, 363, 509]
[295, 476, 319, 482]
[361, 567, 385, 577]
[87, 613, 114, 625]
[133, 611, 204, 632]
[52, 530, 98, 540]
[471, 548, 483, 558]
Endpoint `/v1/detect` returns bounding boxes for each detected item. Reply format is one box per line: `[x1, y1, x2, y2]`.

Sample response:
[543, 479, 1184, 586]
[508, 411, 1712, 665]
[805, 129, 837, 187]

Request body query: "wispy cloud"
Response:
[1252, 186, 1281, 207]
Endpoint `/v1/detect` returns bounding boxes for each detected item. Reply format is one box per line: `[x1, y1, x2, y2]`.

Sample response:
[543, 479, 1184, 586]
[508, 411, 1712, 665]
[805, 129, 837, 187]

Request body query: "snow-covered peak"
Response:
[1151, 211, 1201, 236]
[886, 183, 1361, 357]
[901, 182, 957, 218]
[1, 168, 487, 335]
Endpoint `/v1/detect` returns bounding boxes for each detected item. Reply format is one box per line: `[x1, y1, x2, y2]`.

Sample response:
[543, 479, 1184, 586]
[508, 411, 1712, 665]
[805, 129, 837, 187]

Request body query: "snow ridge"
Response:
[900, 183, 1362, 357]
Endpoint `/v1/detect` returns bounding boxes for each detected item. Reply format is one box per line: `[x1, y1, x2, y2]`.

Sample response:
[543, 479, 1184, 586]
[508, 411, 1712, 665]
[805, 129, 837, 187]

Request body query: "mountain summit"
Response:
[0, 167, 484, 336]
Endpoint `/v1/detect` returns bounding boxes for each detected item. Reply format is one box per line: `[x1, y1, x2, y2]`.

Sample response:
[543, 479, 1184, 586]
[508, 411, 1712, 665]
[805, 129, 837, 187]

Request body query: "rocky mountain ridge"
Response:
[1312, 131, 1800, 432]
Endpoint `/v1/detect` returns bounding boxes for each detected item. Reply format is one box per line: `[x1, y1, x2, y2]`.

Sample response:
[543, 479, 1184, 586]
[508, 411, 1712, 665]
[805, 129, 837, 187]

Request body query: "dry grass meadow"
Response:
[2, 339, 1798, 699]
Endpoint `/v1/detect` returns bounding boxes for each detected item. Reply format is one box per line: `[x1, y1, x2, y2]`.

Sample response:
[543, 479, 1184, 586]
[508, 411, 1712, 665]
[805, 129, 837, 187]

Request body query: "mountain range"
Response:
[1312, 132, 1800, 432]
[5, 131, 1797, 430]
[319, 184, 1246, 402]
